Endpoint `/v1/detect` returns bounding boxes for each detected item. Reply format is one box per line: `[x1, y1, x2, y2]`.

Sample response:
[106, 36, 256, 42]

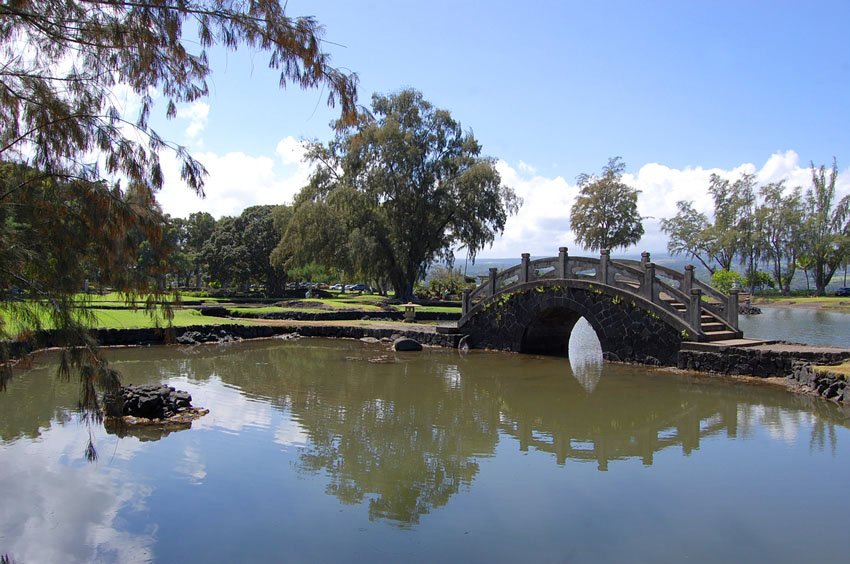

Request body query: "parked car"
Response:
[330, 283, 343, 291]
[345, 283, 369, 292]
[836, 287, 850, 296]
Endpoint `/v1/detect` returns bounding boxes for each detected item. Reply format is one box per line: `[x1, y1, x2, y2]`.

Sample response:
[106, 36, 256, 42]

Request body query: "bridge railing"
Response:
[462, 248, 739, 337]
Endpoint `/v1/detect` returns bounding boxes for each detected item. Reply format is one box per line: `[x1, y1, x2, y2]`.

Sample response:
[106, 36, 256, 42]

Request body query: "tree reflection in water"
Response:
[2, 338, 849, 529]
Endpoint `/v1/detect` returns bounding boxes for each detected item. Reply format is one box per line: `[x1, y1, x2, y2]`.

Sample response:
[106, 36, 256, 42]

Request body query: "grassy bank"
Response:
[752, 295, 850, 312]
[3, 292, 461, 335]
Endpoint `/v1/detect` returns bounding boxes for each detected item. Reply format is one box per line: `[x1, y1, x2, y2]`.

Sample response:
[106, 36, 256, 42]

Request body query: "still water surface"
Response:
[1, 316, 850, 563]
[740, 305, 850, 348]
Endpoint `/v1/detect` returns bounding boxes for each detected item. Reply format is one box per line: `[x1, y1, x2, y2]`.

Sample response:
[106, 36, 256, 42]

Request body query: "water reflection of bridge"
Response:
[3, 341, 845, 529]
[501, 400, 739, 470]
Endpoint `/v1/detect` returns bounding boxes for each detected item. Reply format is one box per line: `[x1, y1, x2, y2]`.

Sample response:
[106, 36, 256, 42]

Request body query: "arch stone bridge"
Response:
[457, 248, 743, 365]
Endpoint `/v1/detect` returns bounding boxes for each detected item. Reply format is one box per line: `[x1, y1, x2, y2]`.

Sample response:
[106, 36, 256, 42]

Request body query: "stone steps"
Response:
[662, 298, 739, 343]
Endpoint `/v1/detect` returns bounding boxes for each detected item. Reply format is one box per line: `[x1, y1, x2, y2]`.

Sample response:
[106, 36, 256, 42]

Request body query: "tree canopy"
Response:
[661, 161, 847, 296]
[1, 0, 358, 194]
[661, 172, 756, 274]
[569, 157, 643, 252]
[802, 159, 850, 295]
[274, 89, 520, 300]
[202, 205, 286, 295]
[1, 0, 359, 454]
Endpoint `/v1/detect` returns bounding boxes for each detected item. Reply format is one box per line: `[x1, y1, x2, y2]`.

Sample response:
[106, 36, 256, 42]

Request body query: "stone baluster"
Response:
[643, 262, 656, 302]
[488, 267, 498, 297]
[462, 289, 471, 316]
[641, 251, 651, 268]
[559, 247, 569, 279]
[727, 289, 739, 330]
[683, 265, 695, 295]
[599, 249, 610, 285]
[689, 288, 703, 335]
[521, 253, 530, 284]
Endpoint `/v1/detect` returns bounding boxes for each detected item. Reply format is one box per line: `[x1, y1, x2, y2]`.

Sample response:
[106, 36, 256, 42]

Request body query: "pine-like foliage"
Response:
[275, 89, 519, 301]
[0, 0, 358, 454]
[570, 157, 643, 253]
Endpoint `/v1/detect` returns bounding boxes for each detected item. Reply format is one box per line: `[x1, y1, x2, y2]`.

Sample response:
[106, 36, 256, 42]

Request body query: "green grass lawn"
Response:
[228, 306, 330, 315]
[2, 305, 243, 335]
[752, 295, 850, 311]
[3, 292, 462, 337]
[88, 308, 246, 329]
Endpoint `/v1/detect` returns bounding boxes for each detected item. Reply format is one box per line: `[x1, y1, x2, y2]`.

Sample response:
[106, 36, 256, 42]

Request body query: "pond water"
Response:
[740, 306, 850, 348]
[2, 321, 850, 563]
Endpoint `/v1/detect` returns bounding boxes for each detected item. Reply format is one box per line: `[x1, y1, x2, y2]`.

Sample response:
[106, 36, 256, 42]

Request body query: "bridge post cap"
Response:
[559, 246, 568, 253]
[489, 267, 498, 273]
[684, 264, 695, 271]
[729, 289, 740, 295]
[600, 249, 610, 256]
[521, 253, 530, 259]
[641, 251, 651, 258]
[690, 288, 702, 295]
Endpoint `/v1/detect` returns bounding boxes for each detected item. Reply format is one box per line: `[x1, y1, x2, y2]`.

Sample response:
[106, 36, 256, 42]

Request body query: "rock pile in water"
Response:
[118, 384, 196, 420]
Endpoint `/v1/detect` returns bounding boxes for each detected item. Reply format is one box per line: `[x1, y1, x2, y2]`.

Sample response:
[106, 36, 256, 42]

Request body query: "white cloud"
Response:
[479, 151, 850, 259]
[156, 135, 314, 218]
[176, 101, 210, 141]
[486, 161, 573, 258]
[156, 144, 850, 259]
[0, 422, 155, 563]
[274, 418, 308, 449]
[517, 160, 536, 174]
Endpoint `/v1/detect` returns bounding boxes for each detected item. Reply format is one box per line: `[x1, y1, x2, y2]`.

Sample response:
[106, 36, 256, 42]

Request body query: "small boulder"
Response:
[393, 337, 422, 352]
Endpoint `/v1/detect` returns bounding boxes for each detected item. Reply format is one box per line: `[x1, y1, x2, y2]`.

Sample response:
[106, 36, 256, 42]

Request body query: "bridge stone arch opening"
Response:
[458, 249, 744, 367]
[520, 306, 582, 356]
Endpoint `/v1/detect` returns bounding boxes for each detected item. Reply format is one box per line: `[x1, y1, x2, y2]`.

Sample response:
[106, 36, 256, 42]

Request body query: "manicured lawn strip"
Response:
[71, 292, 226, 306]
[2, 305, 253, 334]
[390, 305, 460, 314]
[291, 298, 385, 311]
[228, 306, 330, 315]
[753, 296, 850, 311]
[753, 296, 850, 304]
[89, 308, 238, 329]
[238, 301, 461, 315]
[325, 292, 390, 304]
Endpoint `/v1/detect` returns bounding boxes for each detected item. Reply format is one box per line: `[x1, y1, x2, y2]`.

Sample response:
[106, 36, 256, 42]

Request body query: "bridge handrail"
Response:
[461, 250, 740, 337]
[617, 259, 729, 305]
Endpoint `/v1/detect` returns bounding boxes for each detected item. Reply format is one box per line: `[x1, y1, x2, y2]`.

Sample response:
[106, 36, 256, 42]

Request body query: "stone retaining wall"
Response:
[461, 284, 683, 365]
[788, 362, 848, 403]
[203, 308, 460, 322]
[677, 345, 850, 377]
[7, 323, 462, 357]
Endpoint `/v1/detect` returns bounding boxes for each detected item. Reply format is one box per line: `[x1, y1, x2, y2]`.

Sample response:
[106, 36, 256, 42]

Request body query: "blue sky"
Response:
[153, 0, 850, 258]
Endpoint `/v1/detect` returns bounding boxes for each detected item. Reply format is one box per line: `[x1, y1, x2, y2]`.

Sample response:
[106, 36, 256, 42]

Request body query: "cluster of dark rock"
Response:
[789, 362, 849, 402]
[116, 384, 195, 420]
[739, 304, 762, 315]
[176, 328, 241, 345]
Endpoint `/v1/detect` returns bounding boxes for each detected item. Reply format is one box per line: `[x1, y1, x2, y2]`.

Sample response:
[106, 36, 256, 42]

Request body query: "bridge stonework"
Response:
[461, 281, 683, 365]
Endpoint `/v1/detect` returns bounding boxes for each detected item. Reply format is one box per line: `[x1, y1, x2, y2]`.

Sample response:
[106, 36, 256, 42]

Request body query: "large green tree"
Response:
[569, 157, 643, 252]
[802, 159, 850, 296]
[1, 0, 358, 453]
[275, 89, 519, 300]
[661, 172, 756, 274]
[755, 182, 804, 295]
[202, 205, 285, 295]
[183, 212, 217, 287]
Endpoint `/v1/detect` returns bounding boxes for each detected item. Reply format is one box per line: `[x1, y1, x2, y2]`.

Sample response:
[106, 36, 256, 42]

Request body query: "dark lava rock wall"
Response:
[461, 284, 683, 366]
